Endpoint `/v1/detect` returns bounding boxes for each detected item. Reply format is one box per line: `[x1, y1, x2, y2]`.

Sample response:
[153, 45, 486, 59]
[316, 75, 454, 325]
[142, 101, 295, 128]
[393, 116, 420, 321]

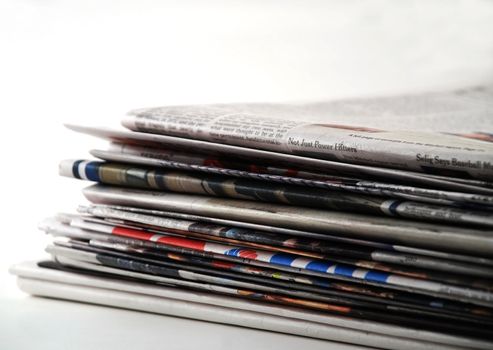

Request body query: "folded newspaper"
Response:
[11, 87, 493, 350]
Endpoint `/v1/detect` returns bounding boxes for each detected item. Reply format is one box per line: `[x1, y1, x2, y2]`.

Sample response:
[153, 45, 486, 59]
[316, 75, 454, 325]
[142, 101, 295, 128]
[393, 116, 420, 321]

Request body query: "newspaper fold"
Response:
[65, 124, 493, 195]
[122, 103, 493, 180]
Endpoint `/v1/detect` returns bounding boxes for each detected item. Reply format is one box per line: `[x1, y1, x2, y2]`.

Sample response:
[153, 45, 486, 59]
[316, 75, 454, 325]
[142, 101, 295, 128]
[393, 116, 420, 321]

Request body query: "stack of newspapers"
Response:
[11, 90, 493, 349]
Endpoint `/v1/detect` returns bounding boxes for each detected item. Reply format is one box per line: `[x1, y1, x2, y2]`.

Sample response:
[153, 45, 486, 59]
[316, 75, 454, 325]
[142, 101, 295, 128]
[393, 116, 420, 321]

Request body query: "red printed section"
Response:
[238, 250, 258, 259]
[111, 226, 207, 251]
[156, 236, 206, 251]
[112, 226, 154, 240]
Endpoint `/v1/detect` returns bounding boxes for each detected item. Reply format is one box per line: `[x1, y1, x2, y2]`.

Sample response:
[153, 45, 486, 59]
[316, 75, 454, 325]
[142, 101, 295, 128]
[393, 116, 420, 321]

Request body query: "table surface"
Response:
[1, 0, 492, 349]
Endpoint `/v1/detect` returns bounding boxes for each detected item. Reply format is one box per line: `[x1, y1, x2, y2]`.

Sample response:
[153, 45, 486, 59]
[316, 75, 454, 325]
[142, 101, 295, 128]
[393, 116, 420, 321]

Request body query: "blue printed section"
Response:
[269, 253, 296, 266]
[85, 162, 102, 182]
[334, 265, 356, 277]
[388, 200, 403, 215]
[364, 270, 389, 283]
[224, 248, 242, 257]
[72, 160, 84, 179]
[306, 261, 332, 273]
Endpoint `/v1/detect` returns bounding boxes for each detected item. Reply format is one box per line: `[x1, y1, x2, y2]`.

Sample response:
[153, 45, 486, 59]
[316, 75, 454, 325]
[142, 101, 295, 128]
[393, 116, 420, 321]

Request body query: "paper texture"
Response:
[123, 88, 493, 180]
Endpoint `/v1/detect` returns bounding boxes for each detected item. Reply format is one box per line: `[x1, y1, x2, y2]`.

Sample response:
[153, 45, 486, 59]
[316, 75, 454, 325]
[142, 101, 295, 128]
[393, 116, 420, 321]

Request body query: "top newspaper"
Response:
[122, 87, 493, 180]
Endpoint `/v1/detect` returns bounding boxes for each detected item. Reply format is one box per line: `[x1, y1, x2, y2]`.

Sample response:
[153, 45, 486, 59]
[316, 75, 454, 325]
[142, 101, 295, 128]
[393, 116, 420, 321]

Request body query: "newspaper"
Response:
[13, 87, 493, 346]
[50, 243, 490, 332]
[91, 143, 493, 207]
[43, 244, 493, 339]
[65, 124, 493, 195]
[61, 217, 493, 306]
[40, 218, 493, 319]
[13, 262, 493, 350]
[40, 220, 437, 315]
[55, 240, 493, 324]
[42, 214, 493, 306]
[49, 245, 379, 315]
[81, 185, 493, 257]
[78, 205, 493, 278]
[122, 88, 493, 180]
[68, 214, 492, 290]
[71, 212, 487, 288]
[59, 159, 493, 227]
[85, 204, 493, 267]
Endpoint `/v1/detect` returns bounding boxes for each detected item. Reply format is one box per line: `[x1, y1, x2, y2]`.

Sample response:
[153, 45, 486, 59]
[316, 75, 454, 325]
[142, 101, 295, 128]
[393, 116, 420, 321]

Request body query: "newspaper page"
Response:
[59, 159, 493, 227]
[56, 237, 493, 325]
[91, 143, 493, 206]
[42, 244, 493, 338]
[41, 215, 493, 313]
[82, 185, 493, 257]
[37, 217, 493, 326]
[77, 205, 493, 278]
[66, 124, 493, 194]
[42, 219, 444, 314]
[66, 213, 492, 290]
[123, 86, 493, 180]
[13, 262, 492, 350]
[77, 205, 493, 267]
[55, 220, 492, 306]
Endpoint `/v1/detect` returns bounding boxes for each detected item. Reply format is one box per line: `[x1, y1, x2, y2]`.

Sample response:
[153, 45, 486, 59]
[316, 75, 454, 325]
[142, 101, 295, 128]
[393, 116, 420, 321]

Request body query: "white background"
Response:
[0, 0, 492, 348]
